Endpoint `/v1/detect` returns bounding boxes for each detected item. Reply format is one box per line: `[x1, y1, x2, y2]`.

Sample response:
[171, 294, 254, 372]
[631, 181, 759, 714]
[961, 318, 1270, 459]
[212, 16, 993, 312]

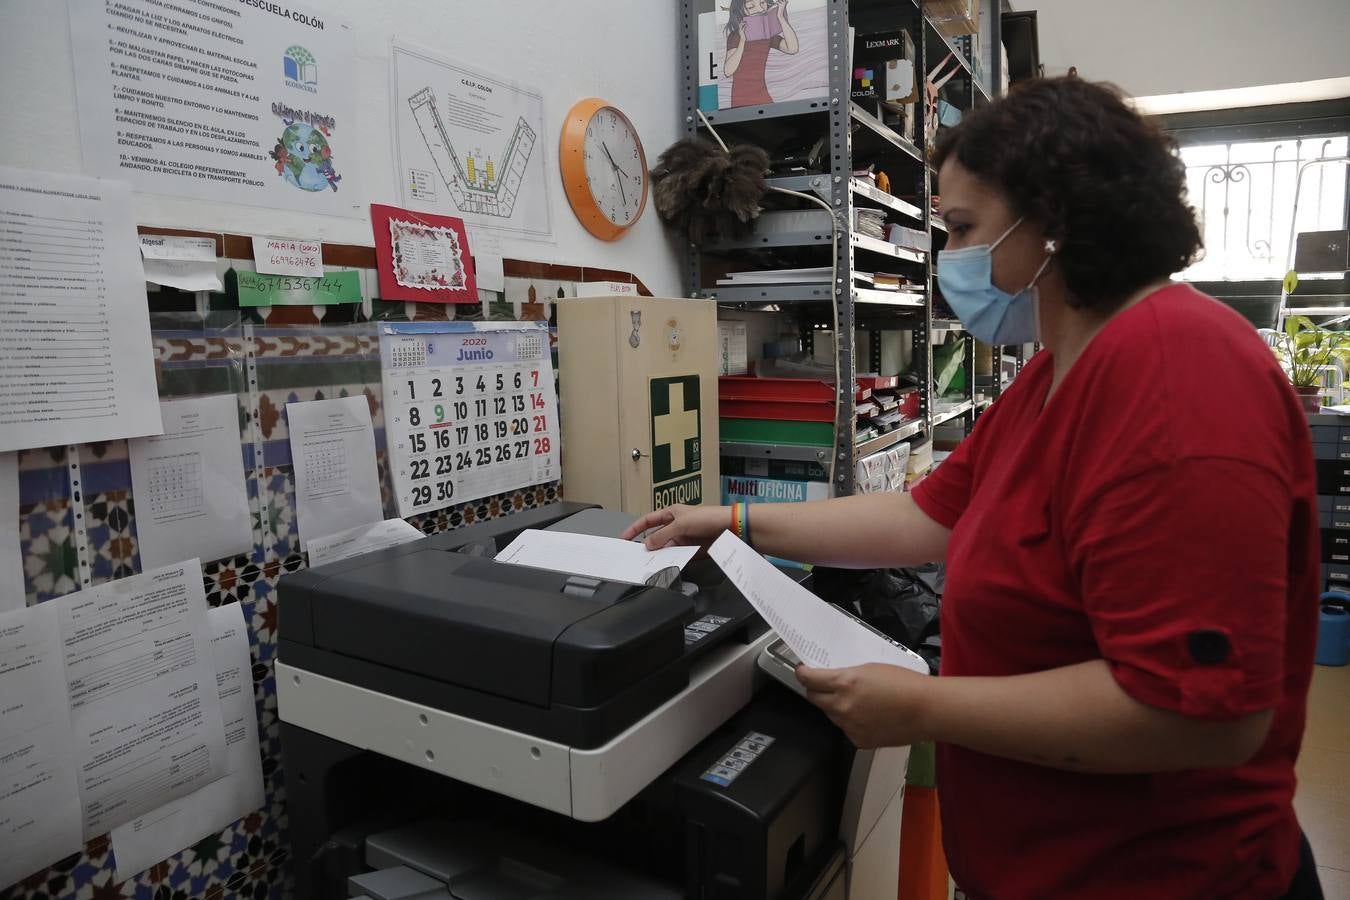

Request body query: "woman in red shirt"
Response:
[625, 78, 1322, 899]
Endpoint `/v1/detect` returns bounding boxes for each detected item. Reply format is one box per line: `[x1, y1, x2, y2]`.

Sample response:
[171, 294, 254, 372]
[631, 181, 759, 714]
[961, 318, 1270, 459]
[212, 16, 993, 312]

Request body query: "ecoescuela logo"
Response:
[284, 45, 318, 93]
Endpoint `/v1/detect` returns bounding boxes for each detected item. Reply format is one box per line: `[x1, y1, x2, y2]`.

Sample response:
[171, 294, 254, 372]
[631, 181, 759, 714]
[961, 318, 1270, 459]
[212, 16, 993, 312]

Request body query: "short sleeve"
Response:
[726, 31, 741, 50]
[1068, 457, 1290, 720]
[910, 400, 998, 529]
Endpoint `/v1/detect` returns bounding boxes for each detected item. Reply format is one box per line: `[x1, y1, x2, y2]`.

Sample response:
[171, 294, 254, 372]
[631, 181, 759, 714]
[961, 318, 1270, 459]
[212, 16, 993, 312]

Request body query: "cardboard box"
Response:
[717, 321, 749, 376]
[924, 0, 979, 36]
[852, 29, 917, 140]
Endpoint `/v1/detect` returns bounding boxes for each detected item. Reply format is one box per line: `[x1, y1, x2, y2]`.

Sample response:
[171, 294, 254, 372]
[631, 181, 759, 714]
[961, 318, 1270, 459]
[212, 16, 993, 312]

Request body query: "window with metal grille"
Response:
[1179, 136, 1348, 282]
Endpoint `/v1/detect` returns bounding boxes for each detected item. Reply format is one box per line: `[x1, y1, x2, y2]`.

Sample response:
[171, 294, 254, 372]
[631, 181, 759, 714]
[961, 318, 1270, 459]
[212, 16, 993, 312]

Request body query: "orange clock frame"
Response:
[560, 98, 649, 242]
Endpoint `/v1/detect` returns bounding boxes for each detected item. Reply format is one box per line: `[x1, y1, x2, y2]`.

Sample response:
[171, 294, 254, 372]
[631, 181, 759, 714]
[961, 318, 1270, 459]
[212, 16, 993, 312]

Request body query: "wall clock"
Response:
[560, 98, 648, 241]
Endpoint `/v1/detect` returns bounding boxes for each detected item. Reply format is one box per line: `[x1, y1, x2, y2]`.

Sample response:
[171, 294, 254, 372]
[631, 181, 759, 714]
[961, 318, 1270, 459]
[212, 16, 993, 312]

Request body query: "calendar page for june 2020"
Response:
[380, 321, 559, 517]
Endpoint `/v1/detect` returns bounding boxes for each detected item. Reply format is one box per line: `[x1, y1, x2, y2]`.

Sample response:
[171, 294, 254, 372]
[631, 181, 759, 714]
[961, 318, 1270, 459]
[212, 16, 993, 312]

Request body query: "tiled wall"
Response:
[1, 276, 579, 900]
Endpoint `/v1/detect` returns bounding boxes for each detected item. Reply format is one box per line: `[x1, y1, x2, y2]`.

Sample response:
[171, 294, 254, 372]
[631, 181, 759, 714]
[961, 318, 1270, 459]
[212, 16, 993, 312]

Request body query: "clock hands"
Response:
[602, 141, 631, 180]
[602, 141, 629, 207]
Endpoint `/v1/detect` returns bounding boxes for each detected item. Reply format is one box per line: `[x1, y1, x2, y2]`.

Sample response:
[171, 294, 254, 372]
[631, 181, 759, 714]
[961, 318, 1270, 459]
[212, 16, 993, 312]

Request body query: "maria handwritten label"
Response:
[252, 235, 323, 277]
[236, 270, 361, 307]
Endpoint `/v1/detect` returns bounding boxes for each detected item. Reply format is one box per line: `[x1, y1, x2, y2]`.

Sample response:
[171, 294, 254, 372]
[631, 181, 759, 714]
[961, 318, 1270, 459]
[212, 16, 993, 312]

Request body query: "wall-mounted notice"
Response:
[140, 235, 222, 292]
[371, 204, 478, 303]
[59, 560, 228, 838]
[68, 0, 360, 217]
[380, 321, 559, 518]
[236, 270, 361, 307]
[391, 43, 551, 239]
[110, 603, 265, 880]
[286, 396, 382, 551]
[0, 602, 83, 888]
[0, 168, 162, 452]
[129, 396, 254, 570]
[252, 236, 324, 277]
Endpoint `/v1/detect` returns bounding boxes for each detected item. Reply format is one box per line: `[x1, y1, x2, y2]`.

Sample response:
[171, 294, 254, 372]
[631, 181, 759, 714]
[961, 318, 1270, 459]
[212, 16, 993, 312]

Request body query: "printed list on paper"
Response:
[0, 168, 161, 451]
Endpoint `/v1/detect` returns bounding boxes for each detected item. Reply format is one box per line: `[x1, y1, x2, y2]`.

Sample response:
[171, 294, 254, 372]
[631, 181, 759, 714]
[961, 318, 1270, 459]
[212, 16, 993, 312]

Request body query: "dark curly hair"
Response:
[934, 77, 1202, 312]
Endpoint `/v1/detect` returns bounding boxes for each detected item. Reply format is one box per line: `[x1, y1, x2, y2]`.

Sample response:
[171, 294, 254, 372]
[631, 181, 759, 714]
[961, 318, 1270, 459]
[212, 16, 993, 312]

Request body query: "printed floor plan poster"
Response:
[68, 0, 360, 217]
[391, 43, 552, 239]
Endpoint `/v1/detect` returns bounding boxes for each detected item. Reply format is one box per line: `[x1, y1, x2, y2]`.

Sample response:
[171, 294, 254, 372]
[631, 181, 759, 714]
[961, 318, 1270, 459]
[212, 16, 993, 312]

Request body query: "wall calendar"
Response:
[380, 321, 559, 517]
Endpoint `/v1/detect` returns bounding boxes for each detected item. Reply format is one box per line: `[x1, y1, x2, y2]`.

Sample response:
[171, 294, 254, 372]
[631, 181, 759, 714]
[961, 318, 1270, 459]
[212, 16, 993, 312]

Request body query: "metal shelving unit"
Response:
[680, 0, 993, 495]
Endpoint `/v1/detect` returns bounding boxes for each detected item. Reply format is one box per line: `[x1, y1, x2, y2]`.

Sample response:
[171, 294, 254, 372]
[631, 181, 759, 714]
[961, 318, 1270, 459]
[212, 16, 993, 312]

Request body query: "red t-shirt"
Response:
[911, 285, 1318, 899]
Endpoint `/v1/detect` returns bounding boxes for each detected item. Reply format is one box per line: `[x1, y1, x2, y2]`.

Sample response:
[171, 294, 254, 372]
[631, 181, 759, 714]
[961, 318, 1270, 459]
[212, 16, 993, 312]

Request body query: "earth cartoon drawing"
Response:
[269, 122, 341, 192]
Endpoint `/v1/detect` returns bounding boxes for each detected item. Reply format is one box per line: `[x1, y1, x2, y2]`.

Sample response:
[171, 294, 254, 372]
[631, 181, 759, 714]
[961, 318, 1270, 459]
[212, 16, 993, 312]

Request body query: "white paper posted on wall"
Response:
[390, 43, 551, 239]
[0, 602, 83, 888]
[67, 0, 361, 217]
[111, 603, 265, 880]
[129, 396, 254, 571]
[286, 396, 383, 551]
[0, 168, 162, 451]
[59, 560, 228, 839]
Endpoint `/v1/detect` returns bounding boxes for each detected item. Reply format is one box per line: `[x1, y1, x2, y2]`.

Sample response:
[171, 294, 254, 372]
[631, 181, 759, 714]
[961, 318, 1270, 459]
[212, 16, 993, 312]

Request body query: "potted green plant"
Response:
[1277, 316, 1350, 413]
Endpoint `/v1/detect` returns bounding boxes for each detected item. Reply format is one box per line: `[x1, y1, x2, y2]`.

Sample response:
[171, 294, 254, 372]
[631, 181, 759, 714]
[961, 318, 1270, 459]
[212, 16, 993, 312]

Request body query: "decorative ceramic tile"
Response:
[84, 492, 138, 585]
[19, 498, 76, 603]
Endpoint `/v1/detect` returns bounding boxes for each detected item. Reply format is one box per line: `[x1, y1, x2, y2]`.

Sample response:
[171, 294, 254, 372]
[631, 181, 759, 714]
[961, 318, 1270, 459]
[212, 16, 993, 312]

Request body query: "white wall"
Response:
[0, 0, 685, 294]
[1022, 0, 1350, 100]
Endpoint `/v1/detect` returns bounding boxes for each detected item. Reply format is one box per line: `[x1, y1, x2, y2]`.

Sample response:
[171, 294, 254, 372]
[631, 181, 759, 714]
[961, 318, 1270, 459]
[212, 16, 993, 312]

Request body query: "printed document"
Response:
[307, 518, 425, 568]
[708, 532, 928, 673]
[0, 168, 161, 451]
[0, 602, 83, 887]
[59, 560, 227, 838]
[287, 396, 383, 551]
[496, 529, 698, 585]
[129, 396, 254, 570]
[111, 604, 264, 880]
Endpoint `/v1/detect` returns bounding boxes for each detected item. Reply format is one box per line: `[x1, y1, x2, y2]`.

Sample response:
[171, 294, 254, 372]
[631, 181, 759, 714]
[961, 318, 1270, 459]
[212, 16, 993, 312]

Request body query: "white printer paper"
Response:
[129, 396, 254, 570]
[0, 602, 83, 888]
[0, 168, 162, 451]
[287, 397, 383, 551]
[496, 529, 698, 585]
[708, 532, 928, 674]
[139, 235, 222, 291]
[60, 560, 228, 838]
[111, 603, 264, 880]
[1, 452, 23, 612]
[307, 518, 425, 568]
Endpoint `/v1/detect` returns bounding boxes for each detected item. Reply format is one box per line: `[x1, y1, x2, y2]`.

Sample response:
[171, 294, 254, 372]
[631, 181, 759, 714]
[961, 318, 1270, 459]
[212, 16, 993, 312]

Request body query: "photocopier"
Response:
[277, 502, 914, 900]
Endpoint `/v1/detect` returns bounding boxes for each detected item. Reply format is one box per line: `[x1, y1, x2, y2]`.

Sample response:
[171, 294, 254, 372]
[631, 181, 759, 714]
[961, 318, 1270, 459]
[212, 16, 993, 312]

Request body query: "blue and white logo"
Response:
[284, 45, 318, 92]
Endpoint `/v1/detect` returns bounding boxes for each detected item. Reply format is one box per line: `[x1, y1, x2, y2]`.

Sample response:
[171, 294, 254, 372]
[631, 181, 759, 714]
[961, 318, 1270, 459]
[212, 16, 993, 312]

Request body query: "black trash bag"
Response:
[810, 566, 943, 673]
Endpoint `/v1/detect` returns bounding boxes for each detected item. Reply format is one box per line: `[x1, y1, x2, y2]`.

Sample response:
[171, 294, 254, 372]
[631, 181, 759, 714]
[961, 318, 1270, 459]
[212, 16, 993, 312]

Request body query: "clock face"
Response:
[582, 108, 645, 228]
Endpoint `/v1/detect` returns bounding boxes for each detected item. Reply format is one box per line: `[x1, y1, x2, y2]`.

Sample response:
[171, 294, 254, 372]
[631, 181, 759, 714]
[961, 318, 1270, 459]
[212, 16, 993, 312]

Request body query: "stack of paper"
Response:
[854, 209, 888, 240]
[717, 266, 832, 286]
[495, 529, 698, 585]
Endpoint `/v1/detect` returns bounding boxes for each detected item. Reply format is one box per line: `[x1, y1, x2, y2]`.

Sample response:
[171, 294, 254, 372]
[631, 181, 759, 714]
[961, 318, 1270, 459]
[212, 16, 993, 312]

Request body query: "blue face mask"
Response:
[937, 217, 1054, 345]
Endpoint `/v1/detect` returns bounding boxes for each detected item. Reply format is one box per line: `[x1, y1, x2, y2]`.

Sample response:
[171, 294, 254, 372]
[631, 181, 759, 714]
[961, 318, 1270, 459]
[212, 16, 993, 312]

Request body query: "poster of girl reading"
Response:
[698, 0, 828, 111]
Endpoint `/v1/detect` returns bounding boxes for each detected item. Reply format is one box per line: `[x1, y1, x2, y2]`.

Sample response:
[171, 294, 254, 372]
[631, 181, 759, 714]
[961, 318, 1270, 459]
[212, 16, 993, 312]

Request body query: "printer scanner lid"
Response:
[299, 546, 693, 709]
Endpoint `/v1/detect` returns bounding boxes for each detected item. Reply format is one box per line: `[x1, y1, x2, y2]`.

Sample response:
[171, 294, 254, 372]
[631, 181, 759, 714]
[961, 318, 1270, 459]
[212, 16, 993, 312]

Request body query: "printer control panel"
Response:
[700, 730, 776, 787]
[684, 612, 733, 646]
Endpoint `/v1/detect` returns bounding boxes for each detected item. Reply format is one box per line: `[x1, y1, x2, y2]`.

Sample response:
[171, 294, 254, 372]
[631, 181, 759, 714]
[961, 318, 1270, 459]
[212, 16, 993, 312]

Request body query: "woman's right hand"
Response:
[622, 504, 730, 551]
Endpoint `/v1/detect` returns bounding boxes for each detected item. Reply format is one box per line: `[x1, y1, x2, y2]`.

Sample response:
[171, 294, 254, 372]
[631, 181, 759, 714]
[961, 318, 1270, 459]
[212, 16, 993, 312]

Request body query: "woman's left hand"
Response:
[796, 663, 931, 749]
